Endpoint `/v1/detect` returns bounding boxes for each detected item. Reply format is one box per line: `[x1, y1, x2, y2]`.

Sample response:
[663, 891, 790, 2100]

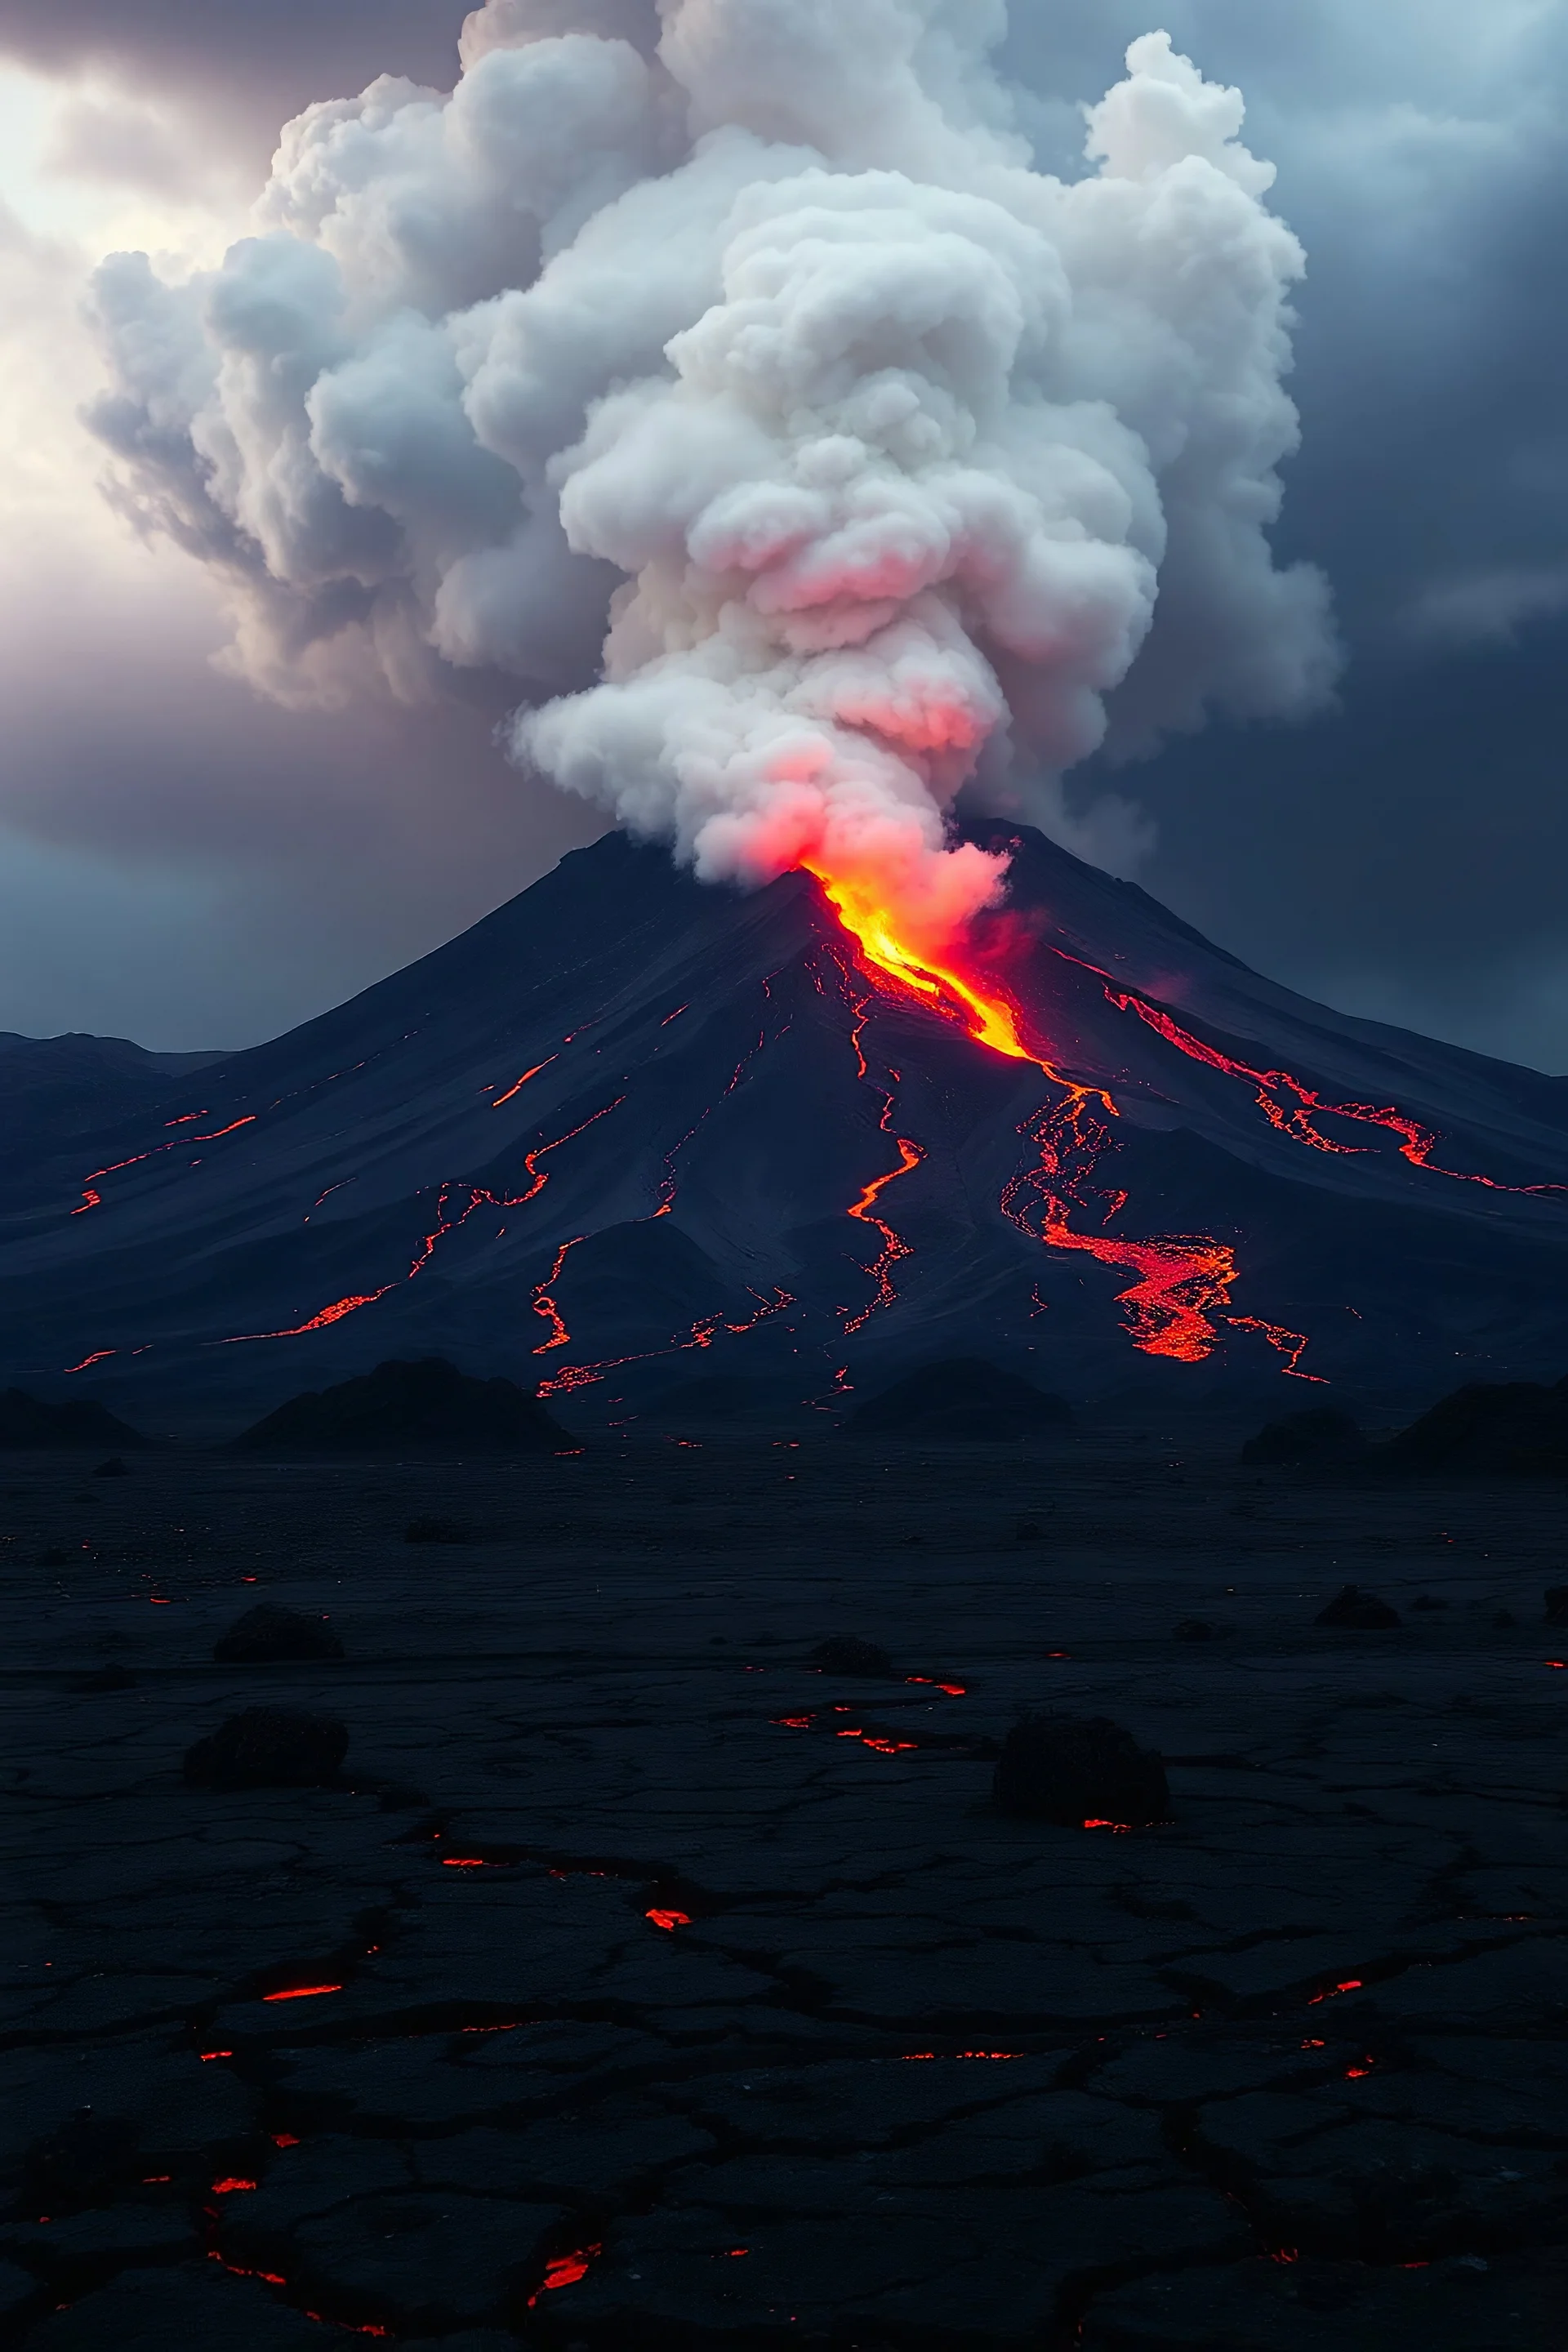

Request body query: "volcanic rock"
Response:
[213, 1604, 344, 1664]
[230, 1357, 569, 1455]
[11, 826, 1568, 1421]
[809, 1636, 895, 1677]
[993, 1713, 1169, 1827]
[0, 1388, 147, 1450]
[92, 1456, 130, 1477]
[1381, 1378, 1568, 1477]
[843, 1359, 1071, 1442]
[1546, 1586, 1568, 1624]
[24, 2109, 140, 2205]
[1241, 1406, 1368, 1468]
[405, 1515, 470, 1545]
[1316, 1584, 1402, 1630]
[1174, 1618, 1216, 1642]
[183, 1706, 348, 1789]
[74, 1663, 136, 1692]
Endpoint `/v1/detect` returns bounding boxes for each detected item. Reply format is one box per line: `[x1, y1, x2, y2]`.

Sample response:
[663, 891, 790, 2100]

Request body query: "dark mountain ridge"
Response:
[3, 823, 1567, 1432]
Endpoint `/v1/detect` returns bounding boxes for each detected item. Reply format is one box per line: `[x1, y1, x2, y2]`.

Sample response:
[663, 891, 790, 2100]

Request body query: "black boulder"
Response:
[809, 1636, 895, 1677]
[213, 1606, 344, 1664]
[1316, 1584, 1402, 1629]
[993, 1713, 1169, 1827]
[184, 1707, 348, 1789]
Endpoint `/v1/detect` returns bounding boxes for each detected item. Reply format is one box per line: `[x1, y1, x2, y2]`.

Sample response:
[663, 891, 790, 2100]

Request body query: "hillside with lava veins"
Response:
[4, 822, 1568, 1429]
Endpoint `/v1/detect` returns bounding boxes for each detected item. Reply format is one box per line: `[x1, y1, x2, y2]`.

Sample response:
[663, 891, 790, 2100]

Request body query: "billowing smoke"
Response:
[87, 2, 1336, 955]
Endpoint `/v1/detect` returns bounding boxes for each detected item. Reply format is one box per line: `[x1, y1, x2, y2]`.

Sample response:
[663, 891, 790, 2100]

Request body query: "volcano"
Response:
[4, 823, 1567, 1432]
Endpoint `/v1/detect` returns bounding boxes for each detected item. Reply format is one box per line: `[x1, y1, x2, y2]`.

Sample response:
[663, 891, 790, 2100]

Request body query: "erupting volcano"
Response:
[6, 820, 1568, 1428]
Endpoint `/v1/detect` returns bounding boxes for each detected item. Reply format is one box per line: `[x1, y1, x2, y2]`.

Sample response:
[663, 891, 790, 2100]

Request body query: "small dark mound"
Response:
[1381, 1379, 1568, 1477]
[184, 1706, 348, 1789]
[1174, 1619, 1215, 1642]
[213, 1604, 344, 1664]
[405, 1515, 470, 1546]
[92, 1456, 131, 1477]
[74, 1662, 136, 1693]
[0, 1388, 148, 1451]
[843, 1359, 1071, 1442]
[1316, 1583, 1402, 1629]
[994, 1713, 1169, 1828]
[1544, 1586, 1568, 1625]
[1494, 1609, 1518, 1628]
[1241, 1406, 1367, 1468]
[229, 1356, 570, 1455]
[809, 1636, 895, 1677]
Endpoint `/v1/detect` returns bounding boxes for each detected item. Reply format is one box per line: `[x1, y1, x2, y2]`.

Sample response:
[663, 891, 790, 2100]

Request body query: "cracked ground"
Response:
[2, 1423, 1566, 2350]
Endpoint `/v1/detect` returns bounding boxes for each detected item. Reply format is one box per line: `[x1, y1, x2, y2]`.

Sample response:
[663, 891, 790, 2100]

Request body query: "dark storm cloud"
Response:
[0, 2, 471, 167]
[995, 1, 1568, 1067]
[5, 0, 1566, 1067]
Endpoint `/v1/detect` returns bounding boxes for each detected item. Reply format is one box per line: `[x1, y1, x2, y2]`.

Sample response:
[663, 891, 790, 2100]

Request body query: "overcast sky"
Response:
[1, 0, 1564, 1062]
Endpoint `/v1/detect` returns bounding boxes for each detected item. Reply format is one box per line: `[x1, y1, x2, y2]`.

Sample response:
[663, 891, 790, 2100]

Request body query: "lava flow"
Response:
[836, 960, 927, 1335]
[809, 866, 1263, 1369]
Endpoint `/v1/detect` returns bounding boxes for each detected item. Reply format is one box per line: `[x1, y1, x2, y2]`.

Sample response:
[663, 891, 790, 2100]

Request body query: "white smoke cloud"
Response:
[86, 3, 1335, 947]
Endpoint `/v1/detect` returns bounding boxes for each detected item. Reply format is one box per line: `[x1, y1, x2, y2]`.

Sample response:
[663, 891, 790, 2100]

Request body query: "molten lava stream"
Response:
[811, 871, 1267, 1368]
[1037, 935, 1568, 1199]
[832, 962, 929, 1334]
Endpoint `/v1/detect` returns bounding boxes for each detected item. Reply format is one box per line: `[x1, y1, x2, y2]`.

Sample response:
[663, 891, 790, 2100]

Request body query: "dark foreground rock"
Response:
[213, 1605, 344, 1664]
[843, 1357, 1072, 1441]
[1082, 2250, 1568, 2350]
[229, 1357, 570, 1455]
[1316, 1584, 1402, 1629]
[0, 1388, 147, 1450]
[993, 1713, 1169, 1826]
[1382, 1375, 1568, 1475]
[1241, 1406, 1368, 1467]
[7, 1433, 1568, 2351]
[183, 1707, 348, 1788]
[809, 1636, 895, 1677]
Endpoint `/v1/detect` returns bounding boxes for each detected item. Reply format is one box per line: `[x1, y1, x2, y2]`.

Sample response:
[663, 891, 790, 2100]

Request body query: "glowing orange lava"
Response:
[527, 2244, 604, 2306]
[812, 870, 1248, 1366]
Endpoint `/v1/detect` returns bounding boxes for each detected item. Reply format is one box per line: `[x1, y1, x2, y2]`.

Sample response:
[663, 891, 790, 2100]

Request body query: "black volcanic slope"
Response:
[3, 823, 1568, 1429]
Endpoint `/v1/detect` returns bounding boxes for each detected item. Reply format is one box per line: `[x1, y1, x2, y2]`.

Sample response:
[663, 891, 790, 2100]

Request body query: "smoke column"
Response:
[88, 2, 1335, 957]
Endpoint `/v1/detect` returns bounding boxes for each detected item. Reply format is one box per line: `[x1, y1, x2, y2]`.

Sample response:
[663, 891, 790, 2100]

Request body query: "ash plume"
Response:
[87, 2, 1336, 951]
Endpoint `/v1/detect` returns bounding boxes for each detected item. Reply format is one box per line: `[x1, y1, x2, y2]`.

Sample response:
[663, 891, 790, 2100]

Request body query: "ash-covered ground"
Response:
[2, 1423, 1566, 2350]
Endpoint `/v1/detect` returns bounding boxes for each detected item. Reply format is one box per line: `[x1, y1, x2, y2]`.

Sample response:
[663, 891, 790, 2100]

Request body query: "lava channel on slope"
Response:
[808, 862, 1292, 1371]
